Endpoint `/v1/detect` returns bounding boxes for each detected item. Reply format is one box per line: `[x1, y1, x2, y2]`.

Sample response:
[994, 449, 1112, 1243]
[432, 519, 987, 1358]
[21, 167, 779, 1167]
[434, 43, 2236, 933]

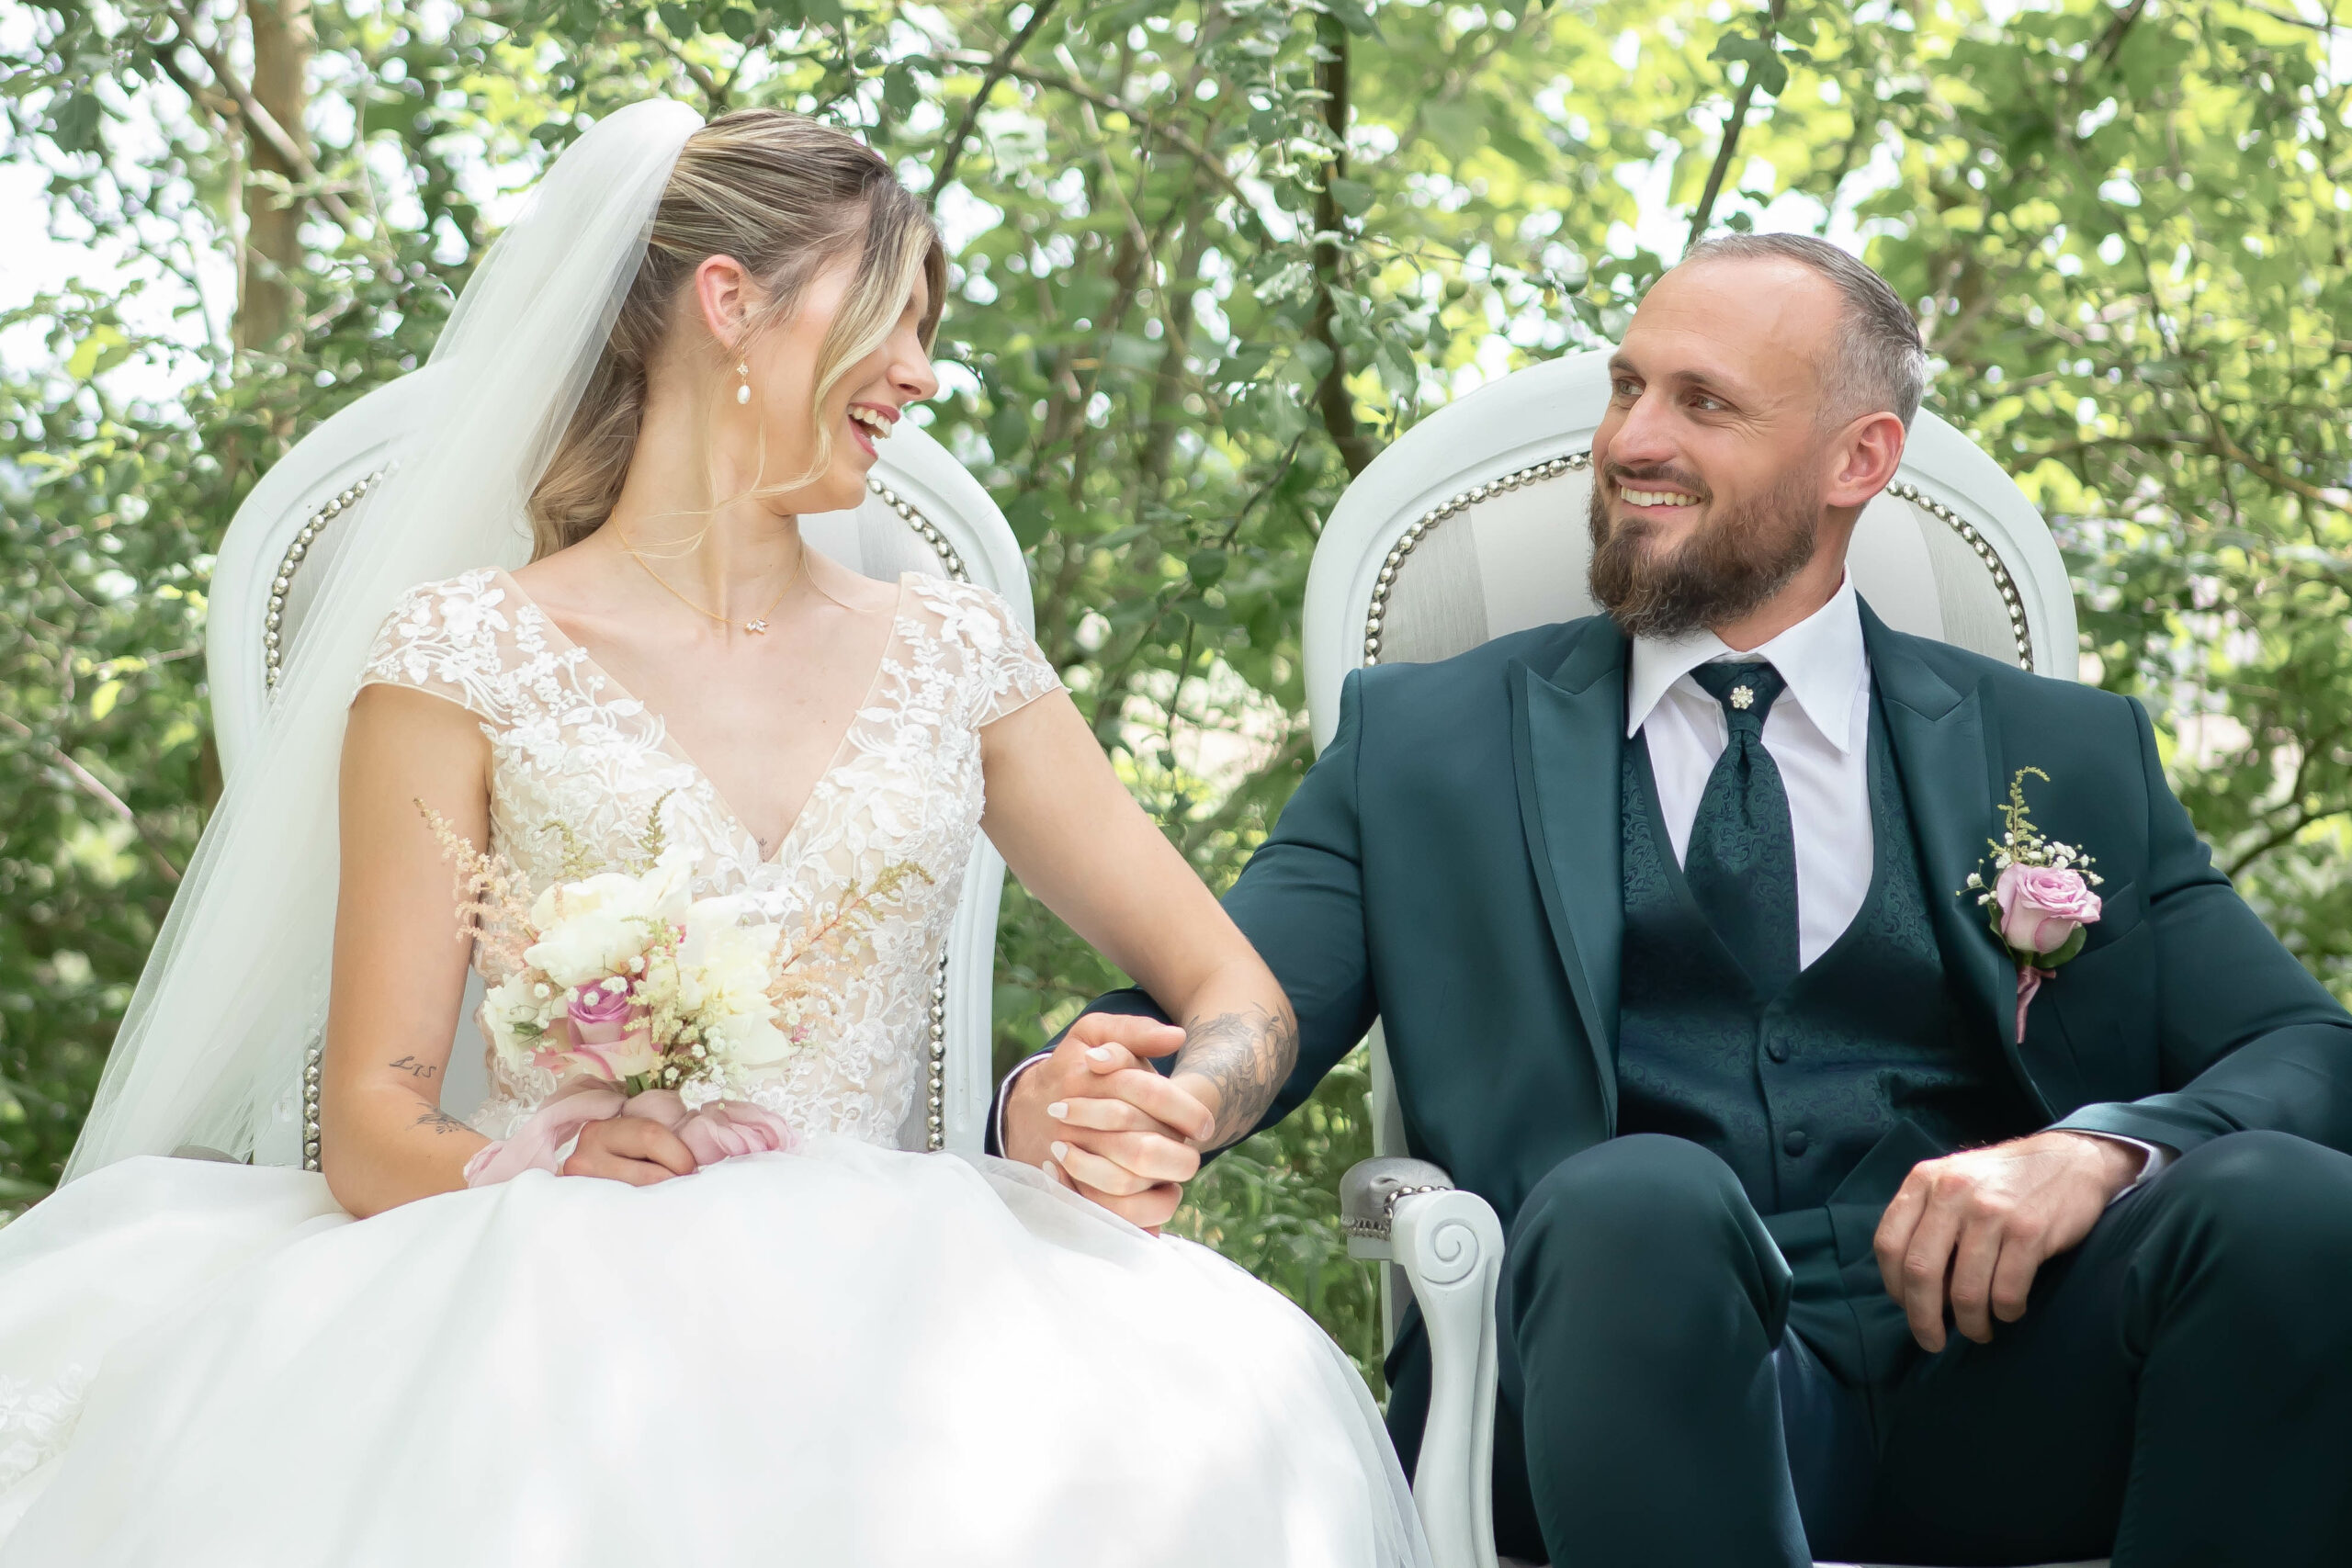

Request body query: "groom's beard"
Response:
[1587, 463, 1824, 640]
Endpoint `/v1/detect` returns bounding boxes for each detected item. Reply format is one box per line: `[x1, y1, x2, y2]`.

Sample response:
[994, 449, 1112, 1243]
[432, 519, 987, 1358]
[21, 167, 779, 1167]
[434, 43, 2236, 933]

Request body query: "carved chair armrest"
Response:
[1340, 1156, 1505, 1568]
[1341, 1156, 1459, 1260]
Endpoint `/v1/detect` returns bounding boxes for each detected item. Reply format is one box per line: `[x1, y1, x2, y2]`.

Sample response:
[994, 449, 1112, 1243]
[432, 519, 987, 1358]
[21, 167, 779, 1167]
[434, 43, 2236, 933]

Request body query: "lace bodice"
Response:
[359, 568, 1059, 1146]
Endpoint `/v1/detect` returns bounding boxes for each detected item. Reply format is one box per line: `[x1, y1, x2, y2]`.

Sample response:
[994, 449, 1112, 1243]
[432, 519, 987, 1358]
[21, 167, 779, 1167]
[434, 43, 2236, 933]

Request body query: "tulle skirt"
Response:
[0, 1140, 1426, 1566]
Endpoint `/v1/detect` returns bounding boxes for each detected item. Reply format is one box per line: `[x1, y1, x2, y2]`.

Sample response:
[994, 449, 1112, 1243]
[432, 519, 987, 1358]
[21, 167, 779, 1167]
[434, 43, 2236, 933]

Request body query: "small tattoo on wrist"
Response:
[389, 1055, 438, 1081]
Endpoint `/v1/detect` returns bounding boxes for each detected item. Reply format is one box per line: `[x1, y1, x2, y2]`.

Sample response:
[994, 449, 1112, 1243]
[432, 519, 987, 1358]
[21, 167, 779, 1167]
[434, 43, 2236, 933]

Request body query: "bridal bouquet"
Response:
[417, 801, 924, 1185]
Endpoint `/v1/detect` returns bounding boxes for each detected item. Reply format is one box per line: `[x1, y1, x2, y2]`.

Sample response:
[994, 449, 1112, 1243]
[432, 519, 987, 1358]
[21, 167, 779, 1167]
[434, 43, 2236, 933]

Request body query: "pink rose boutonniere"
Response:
[1964, 767, 2104, 1043]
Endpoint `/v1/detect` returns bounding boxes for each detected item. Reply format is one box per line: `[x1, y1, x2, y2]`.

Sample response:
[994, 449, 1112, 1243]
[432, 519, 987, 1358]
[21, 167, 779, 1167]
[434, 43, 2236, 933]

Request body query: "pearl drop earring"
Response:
[735, 360, 752, 406]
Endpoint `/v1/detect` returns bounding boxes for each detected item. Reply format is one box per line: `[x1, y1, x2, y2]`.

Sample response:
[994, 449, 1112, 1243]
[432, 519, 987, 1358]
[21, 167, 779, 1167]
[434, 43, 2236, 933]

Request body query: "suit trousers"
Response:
[1387, 1131, 2352, 1567]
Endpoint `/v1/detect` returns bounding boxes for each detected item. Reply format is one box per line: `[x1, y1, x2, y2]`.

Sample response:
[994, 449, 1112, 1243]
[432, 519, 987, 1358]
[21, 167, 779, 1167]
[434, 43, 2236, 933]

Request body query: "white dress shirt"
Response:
[1628, 576, 1875, 971]
[1630, 578, 2168, 1192]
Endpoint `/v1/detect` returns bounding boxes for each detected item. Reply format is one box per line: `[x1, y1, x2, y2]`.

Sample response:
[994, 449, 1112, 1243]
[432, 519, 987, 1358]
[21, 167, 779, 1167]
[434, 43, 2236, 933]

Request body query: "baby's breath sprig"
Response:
[1960, 767, 2105, 915]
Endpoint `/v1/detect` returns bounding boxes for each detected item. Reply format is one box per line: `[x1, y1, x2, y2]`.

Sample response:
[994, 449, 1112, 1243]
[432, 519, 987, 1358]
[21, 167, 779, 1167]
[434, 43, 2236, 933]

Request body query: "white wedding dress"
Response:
[0, 569, 1426, 1566]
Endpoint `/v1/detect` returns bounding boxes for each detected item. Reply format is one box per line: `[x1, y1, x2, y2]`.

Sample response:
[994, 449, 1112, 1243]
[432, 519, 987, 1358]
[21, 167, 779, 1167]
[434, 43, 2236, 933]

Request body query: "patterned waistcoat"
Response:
[1614, 696, 2039, 1224]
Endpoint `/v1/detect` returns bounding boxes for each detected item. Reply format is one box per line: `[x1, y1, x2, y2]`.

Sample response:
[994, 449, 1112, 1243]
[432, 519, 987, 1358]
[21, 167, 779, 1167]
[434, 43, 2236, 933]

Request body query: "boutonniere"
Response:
[1962, 767, 2105, 1043]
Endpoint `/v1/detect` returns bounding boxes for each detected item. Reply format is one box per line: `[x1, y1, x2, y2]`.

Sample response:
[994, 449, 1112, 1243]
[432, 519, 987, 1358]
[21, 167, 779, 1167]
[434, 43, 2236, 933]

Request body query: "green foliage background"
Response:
[7, 0, 2352, 1387]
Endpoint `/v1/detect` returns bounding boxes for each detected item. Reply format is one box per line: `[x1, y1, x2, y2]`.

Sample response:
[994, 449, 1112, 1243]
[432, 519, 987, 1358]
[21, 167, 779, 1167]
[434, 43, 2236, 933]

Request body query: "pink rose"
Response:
[556, 980, 659, 1080]
[1994, 863, 2101, 956]
[567, 979, 634, 1035]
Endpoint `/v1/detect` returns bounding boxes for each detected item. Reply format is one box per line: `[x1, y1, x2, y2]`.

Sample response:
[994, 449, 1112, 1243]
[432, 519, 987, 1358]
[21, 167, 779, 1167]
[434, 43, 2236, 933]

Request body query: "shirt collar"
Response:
[1623, 576, 1868, 753]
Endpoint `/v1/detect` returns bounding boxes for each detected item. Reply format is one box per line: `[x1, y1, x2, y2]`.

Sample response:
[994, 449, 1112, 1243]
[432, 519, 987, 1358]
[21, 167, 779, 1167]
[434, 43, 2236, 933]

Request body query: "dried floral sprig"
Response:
[414, 798, 534, 976]
[1962, 766, 2106, 905]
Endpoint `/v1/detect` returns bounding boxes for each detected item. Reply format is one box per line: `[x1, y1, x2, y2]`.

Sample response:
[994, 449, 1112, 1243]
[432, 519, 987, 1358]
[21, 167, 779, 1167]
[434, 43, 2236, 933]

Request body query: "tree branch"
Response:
[1309, 15, 1377, 478]
[930, 0, 1066, 206]
[1687, 0, 1785, 247]
[0, 712, 183, 885]
[159, 3, 359, 232]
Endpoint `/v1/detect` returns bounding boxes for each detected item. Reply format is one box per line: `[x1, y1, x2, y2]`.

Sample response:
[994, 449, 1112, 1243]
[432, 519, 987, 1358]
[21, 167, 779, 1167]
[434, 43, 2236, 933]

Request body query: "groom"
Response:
[997, 234, 2352, 1565]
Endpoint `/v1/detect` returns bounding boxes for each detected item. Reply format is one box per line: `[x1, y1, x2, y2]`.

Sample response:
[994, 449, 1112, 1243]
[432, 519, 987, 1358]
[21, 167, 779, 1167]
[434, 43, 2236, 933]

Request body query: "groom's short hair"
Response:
[1679, 232, 1928, 428]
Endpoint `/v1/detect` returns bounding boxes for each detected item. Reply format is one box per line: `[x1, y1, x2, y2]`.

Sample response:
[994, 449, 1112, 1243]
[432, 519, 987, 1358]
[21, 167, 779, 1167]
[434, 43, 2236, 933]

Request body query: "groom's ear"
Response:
[692, 254, 757, 354]
[1823, 409, 1908, 511]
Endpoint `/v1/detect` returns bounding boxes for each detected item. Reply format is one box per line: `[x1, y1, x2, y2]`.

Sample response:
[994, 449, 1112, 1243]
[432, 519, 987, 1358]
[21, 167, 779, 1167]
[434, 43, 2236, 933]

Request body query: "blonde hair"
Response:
[528, 109, 946, 558]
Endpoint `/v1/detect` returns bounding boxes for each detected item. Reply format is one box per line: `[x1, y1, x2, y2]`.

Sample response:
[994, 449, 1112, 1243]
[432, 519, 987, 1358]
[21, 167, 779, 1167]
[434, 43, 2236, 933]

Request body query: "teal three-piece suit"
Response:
[1003, 603, 2352, 1565]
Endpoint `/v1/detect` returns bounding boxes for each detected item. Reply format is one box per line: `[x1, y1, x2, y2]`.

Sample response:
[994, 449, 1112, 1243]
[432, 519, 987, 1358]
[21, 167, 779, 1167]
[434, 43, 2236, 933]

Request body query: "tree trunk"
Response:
[233, 0, 313, 355]
[1309, 16, 1377, 479]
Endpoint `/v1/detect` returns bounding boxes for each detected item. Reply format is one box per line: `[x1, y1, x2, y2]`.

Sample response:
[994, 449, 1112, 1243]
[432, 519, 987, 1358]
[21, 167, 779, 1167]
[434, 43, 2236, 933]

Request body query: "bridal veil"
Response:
[64, 100, 705, 1176]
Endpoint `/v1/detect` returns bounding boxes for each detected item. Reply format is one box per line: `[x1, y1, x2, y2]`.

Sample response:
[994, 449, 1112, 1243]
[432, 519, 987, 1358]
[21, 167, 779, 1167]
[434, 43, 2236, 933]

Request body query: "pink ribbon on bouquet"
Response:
[463, 1083, 798, 1188]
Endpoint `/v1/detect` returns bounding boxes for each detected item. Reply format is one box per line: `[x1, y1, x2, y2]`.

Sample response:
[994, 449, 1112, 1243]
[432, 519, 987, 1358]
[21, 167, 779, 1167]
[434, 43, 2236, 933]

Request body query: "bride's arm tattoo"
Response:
[413, 1107, 469, 1135]
[1174, 1007, 1299, 1150]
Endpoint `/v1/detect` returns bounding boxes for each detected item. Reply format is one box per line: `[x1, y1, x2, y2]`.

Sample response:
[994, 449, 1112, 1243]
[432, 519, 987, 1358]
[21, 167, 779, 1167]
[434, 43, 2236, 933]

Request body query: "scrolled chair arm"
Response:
[1340, 1156, 1505, 1568]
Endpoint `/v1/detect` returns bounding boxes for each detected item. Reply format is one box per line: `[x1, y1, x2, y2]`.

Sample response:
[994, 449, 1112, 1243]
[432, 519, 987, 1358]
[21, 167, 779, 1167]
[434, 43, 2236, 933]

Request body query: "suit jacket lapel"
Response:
[1510, 619, 1629, 1125]
[1863, 603, 2052, 1114]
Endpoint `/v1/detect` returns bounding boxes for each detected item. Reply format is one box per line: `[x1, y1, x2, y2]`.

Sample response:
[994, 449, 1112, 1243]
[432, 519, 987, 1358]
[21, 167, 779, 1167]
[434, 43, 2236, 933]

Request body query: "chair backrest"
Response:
[209, 368, 1025, 1165]
[1301, 347, 2079, 1172]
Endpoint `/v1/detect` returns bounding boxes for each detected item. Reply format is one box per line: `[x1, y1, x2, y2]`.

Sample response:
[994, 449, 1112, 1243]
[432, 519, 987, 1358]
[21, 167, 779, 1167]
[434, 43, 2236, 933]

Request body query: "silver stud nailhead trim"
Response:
[1363, 454, 1590, 665]
[1361, 458, 2035, 674]
[1887, 480, 2034, 669]
[1341, 1182, 1447, 1239]
[265, 468, 390, 693]
[869, 473, 969, 1153]
[295, 470, 975, 1175]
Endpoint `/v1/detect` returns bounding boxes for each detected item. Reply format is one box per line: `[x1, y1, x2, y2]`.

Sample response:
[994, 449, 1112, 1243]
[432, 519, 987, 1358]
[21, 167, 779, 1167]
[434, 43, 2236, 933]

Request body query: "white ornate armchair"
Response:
[205, 367, 1026, 1168]
[1309, 349, 2105, 1568]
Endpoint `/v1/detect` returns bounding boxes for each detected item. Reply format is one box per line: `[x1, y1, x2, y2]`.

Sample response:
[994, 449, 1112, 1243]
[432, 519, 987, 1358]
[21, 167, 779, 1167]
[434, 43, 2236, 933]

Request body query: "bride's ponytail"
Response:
[527, 109, 946, 558]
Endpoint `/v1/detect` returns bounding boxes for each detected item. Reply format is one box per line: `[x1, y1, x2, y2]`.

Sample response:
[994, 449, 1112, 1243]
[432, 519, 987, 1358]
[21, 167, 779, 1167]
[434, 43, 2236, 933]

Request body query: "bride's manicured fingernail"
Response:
[1085, 1045, 1114, 1063]
[1046, 1101, 1069, 1120]
[1050, 1141, 1070, 1163]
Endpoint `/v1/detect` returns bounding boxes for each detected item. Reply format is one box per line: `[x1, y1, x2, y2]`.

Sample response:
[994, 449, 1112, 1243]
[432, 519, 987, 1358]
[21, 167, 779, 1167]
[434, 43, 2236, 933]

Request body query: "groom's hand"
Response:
[1005, 1015, 1214, 1230]
[1873, 1130, 2145, 1352]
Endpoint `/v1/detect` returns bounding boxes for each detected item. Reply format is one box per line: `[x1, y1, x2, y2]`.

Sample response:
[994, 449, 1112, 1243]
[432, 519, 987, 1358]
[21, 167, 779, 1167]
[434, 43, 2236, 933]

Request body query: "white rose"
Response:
[481, 970, 557, 1066]
[522, 852, 698, 988]
[525, 909, 653, 991]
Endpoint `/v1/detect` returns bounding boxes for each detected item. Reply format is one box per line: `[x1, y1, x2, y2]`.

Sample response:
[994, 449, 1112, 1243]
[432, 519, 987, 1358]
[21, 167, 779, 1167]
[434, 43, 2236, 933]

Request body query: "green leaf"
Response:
[89, 681, 121, 721]
[1327, 176, 1374, 217]
[1291, 339, 1334, 385]
[64, 325, 127, 382]
[51, 94, 104, 156]
[718, 7, 756, 39]
[1186, 548, 1228, 588]
[657, 3, 695, 32]
[1005, 491, 1055, 548]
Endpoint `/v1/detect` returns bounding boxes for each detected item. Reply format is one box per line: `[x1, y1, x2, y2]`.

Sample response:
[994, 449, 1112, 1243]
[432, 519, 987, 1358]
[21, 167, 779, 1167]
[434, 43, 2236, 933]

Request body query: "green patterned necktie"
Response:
[1684, 661, 1800, 997]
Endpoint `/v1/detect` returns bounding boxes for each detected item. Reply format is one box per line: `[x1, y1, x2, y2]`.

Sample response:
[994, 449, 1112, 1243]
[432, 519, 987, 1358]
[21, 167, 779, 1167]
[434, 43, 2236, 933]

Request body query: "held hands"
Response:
[1003, 1015, 1217, 1232]
[1873, 1129, 2145, 1352]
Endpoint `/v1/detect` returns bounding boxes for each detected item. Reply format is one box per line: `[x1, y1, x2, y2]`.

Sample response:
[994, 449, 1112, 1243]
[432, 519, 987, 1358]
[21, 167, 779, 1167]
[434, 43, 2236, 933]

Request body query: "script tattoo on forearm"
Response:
[388, 1055, 437, 1081]
[1175, 1007, 1300, 1150]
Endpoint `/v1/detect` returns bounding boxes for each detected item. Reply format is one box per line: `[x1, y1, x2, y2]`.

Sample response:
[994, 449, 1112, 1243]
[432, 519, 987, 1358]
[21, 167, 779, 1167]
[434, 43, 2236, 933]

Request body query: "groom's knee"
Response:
[1508, 1134, 1788, 1354]
[2142, 1130, 2352, 1327]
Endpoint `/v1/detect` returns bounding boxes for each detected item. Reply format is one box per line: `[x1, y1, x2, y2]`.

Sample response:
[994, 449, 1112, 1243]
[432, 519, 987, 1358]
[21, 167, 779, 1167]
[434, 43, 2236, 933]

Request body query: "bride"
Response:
[0, 101, 1426, 1565]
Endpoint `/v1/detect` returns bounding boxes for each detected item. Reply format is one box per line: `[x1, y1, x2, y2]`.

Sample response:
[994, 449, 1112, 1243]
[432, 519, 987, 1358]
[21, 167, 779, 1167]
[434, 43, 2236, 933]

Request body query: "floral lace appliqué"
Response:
[359, 569, 1060, 1149]
[0, 1365, 93, 1493]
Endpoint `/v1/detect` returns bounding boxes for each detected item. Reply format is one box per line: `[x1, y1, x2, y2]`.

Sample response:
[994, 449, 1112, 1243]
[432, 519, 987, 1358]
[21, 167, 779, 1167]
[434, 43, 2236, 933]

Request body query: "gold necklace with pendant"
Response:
[623, 540, 805, 635]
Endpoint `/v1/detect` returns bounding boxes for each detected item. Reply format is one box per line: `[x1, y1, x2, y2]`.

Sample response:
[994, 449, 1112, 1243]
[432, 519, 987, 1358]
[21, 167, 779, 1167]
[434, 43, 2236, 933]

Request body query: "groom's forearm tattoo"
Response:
[1175, 1007, 1299, 1150]
[413, 1107, 469, 1135]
